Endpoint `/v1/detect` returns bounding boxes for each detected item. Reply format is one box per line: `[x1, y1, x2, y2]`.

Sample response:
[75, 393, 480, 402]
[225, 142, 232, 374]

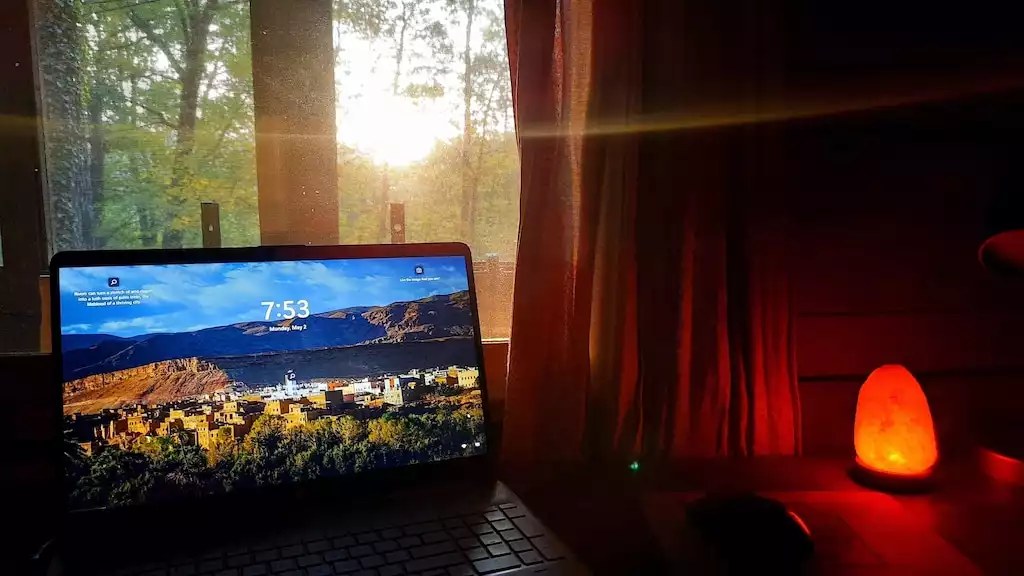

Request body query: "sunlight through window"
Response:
[28, 0, 518, 348]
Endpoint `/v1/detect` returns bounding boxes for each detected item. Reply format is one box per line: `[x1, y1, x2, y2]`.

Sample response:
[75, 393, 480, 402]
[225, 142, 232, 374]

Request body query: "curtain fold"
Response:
[502, 0, 800, 462]
[501, 0, 593, 462]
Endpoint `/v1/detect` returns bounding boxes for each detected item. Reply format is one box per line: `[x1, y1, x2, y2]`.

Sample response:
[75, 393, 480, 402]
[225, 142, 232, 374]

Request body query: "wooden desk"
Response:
[11, 451, 1023, 573]
[501, 457, 1024, 575]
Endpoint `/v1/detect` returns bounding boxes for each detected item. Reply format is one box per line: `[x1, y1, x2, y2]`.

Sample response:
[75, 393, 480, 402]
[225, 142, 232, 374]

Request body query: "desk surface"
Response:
[11, 455, 1023, 573]
[501, 456, 1024, 575]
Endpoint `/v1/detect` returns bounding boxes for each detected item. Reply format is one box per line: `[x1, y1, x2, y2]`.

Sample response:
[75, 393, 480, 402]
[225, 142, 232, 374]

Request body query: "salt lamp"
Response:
[852, 365, 938, 491]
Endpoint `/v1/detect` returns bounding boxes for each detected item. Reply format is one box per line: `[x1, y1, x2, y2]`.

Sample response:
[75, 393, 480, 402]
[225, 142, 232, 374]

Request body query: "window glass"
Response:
[332, 0, 518, 338]
[34, 0, 257, 251]
[23, 0, 517, 349]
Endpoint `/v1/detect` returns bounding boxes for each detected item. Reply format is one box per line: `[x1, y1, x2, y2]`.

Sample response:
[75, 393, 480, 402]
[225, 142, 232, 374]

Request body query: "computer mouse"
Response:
[684, 492, 814, 574]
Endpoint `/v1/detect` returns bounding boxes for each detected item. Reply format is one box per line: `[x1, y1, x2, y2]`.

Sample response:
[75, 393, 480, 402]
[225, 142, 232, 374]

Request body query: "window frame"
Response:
[4, 0, 341, 351]
[0, 0, 49, 352]
[4, 0, 516, 351]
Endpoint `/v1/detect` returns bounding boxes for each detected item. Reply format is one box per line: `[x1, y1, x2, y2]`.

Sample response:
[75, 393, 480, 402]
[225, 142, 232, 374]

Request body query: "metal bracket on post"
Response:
[201, 201, 221, 248]
[390, 202, 406, 244]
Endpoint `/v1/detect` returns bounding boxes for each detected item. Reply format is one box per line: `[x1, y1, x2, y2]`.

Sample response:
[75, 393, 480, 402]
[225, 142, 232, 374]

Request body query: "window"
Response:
[7, 0, 518, 352]
[34, 0, 258, 251]
[331, 0, 517, 338]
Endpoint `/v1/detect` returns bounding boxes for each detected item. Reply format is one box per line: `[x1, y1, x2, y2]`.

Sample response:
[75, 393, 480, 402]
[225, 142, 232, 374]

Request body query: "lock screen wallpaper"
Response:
[58, 256, 486, 510]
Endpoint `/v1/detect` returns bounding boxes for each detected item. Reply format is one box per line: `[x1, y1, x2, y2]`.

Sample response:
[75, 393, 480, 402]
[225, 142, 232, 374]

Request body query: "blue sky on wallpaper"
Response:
[59, 257, 469, 337]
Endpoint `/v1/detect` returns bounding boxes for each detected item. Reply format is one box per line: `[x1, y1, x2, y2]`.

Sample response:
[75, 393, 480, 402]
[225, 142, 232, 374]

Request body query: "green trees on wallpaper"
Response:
[35, 0, 519, 258]
[68, 405, 486, 509]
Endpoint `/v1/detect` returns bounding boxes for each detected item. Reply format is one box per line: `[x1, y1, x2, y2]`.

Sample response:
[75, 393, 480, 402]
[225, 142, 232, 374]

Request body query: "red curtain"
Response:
[501, 0, 801, 462]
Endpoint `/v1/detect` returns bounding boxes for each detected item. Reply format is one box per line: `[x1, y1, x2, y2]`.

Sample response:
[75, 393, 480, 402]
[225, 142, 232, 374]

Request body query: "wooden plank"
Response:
[251, 0, 338, 246]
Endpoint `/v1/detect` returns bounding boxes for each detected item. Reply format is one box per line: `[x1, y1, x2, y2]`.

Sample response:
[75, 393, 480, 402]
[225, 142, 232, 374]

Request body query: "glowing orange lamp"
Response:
[852, 365, 938, 491]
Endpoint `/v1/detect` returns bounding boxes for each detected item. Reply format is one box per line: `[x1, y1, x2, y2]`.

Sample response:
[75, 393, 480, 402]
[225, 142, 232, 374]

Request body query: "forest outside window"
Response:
[35, 0, 258, 251]
[25, 0, 517, 350]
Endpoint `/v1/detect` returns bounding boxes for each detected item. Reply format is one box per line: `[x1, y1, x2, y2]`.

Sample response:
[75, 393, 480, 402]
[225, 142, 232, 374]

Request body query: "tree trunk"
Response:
[36, 0, 91, 251]
[393, 2, 411, 95]
[138, 208, 158, 248]
[469, 78, 498, 246]
[88, 83, 106, 249]
[472, 80, 497, 191]
[459, 0, 476, 244]
[162, 0, 220, 249]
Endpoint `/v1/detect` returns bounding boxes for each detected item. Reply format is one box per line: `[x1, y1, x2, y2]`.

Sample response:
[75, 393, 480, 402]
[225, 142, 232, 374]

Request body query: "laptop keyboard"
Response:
[121, 503, 568, 576]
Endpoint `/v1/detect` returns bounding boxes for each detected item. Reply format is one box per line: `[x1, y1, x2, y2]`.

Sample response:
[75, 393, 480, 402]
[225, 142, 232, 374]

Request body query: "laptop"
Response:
[48, 243, 586, 576]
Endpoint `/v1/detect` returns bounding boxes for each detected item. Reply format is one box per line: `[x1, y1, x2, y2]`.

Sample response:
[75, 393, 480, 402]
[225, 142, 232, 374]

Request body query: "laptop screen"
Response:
[57, 255, 486, 510]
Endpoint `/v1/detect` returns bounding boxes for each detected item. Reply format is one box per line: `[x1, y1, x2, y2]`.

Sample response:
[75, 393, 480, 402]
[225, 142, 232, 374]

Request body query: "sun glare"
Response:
[338, 93, 453, 167]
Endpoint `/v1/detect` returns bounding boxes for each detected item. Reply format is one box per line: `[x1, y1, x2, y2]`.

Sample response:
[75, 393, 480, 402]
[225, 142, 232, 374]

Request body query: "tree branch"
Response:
[140, 70, 180, 83]
[107, 121, 167, 132]
[173, 0, 192, 42]
[90, 0, 166, 15]
[135, 100, 177, 129]
[201, 58, 223, 105]
[202, 0, 222, 24]
[202, 99, 245, 163]
[128, 10, 185, 77]
[96, 38, 144, 52]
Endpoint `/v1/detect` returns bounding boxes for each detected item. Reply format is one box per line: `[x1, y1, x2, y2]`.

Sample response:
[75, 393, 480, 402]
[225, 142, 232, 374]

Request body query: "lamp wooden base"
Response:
[849, 458, 935, 494]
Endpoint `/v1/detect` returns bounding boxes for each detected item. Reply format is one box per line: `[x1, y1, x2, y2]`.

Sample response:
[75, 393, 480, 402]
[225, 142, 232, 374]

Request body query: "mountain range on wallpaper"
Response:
[62, 290, 474, 382]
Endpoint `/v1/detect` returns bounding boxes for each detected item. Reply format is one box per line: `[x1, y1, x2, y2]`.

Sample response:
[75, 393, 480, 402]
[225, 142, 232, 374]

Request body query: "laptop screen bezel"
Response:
[49, 242, 497, 521]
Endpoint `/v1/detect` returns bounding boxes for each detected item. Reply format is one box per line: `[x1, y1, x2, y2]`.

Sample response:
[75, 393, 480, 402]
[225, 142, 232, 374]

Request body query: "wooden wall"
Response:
[788, 97, 1024, 456]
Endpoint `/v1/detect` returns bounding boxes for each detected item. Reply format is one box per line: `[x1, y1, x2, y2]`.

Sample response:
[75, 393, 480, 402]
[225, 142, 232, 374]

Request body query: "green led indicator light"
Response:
[629, 461, 640, 472]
